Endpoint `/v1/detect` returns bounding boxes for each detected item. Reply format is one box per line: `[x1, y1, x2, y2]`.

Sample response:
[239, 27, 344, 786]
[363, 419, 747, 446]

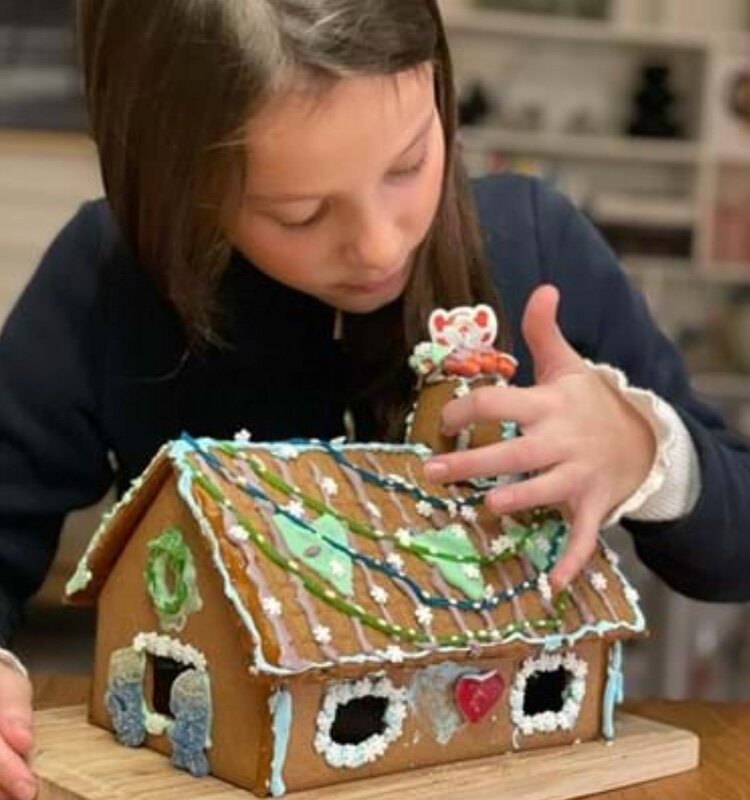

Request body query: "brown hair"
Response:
[77, 0, 506, 438]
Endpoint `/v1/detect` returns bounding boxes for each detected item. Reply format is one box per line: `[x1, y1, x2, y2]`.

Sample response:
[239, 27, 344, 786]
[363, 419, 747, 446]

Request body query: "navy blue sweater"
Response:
[0, 174, 748, 646]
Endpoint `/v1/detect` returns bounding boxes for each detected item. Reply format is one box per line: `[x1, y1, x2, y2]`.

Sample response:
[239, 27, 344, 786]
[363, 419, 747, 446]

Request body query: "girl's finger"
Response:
[440, 384, 550, 436]
[0, 670, 32, 761]
[0, 735, 35, 800]
[549, 502, 605, 591]
[484, 467, 572, 516]
[424, 435, 560, 485]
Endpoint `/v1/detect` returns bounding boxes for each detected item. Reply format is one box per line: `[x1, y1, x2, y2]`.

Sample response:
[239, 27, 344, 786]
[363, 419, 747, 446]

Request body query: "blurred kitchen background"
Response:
[1, 0, 750, 700]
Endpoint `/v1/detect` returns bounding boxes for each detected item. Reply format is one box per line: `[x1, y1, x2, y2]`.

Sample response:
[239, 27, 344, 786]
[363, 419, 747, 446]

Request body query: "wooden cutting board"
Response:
[32, 706, 699, 800]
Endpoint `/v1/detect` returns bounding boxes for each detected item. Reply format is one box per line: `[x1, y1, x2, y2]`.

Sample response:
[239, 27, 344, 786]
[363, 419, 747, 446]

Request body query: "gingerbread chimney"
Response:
[406, 304, 518, 454]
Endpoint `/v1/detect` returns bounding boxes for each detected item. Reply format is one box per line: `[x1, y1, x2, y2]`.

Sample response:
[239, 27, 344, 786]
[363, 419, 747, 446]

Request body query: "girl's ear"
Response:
[472, 304, 498, 345]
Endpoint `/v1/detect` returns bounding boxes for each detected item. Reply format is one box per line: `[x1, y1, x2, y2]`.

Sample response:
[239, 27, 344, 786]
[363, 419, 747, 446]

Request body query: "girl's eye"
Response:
[389, 153, 428, 180]
[277, 206, 326, 230]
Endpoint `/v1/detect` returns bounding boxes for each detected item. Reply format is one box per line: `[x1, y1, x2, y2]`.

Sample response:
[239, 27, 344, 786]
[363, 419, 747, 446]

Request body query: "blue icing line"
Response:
[269, 688, 293, 797]
[602, 641, 624, 740]
[181, 433, 548, 613]
[168, 436, 647, 676]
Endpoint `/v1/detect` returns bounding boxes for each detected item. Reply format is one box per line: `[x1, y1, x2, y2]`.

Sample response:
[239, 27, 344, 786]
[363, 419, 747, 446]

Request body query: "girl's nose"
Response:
[345, 206, 404, 276]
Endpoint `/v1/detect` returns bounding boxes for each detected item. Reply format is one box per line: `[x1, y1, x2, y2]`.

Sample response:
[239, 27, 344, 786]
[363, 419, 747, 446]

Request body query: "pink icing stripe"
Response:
[520, 554, 556, 616]
[584, 568, 618, 621]
[310, 463, 393, 636]
[567, 585, 595, 627]
[337, 458, 424, 614]
[445, 485, 526, 627]
[221, 506, 306, 670]
[243, 457, 339, 662]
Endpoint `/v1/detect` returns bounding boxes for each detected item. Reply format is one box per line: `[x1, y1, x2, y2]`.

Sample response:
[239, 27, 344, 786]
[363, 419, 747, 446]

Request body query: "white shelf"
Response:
[460, 126, 701, 165]
[442, 7, 711, 51]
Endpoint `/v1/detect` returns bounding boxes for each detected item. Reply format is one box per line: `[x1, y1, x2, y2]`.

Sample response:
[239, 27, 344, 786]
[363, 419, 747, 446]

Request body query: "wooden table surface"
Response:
[30, 674, 750, 800]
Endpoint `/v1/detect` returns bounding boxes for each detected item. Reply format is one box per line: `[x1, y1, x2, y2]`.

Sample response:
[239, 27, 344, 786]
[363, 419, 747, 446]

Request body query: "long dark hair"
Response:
[77, 0, 506, 438]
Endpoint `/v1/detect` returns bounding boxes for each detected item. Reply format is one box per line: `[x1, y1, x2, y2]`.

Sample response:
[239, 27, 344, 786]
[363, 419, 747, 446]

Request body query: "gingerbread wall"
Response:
[89, 478, 273, 794]
[274, 638, 608, 793]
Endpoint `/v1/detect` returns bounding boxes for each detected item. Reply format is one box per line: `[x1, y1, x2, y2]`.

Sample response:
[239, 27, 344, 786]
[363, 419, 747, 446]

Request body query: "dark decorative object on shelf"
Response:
[458, 82, 493, 127]
[627, 63, 684, 140]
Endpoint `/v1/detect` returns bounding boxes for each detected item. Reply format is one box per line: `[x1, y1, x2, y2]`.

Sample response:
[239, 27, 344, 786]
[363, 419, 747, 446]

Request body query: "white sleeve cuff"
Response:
[0, 649, 28, 679]
[585, 361, 702, 527]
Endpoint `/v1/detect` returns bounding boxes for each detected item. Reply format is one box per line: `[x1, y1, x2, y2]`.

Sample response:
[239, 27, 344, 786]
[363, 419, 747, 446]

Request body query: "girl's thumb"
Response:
[521, 284, 581, 382]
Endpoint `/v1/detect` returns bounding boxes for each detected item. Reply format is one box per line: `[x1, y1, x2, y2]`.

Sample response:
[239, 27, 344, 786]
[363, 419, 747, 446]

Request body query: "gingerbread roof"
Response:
[66, 434, 646, 677]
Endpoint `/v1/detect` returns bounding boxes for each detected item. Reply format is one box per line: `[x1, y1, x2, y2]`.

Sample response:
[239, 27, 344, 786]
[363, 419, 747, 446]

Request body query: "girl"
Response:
[0, 1, 749, 796]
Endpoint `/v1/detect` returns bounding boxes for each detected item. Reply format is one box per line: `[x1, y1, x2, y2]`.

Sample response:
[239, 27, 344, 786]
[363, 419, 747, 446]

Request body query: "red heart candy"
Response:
[454, 671, 505, 724]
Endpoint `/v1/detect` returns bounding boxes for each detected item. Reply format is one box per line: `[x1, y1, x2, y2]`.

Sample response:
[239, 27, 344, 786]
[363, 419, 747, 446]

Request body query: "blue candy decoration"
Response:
[168, 668, 212, 777]
[105, 648, 147, 748]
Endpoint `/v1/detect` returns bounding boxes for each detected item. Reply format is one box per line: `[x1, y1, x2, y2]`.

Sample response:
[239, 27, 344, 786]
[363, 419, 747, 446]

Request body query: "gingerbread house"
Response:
[66, 431, 645, 796]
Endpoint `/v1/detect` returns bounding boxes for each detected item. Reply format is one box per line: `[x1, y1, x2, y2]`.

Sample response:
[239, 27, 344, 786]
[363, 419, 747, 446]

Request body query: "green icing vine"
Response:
[222, 446, 554, 568]
[191, 469, 571, 649]
[144, 527, 203, 632]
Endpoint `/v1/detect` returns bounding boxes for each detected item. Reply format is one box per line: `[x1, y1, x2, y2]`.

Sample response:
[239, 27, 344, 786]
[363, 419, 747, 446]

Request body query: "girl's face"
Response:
[231, 65, 445, 313]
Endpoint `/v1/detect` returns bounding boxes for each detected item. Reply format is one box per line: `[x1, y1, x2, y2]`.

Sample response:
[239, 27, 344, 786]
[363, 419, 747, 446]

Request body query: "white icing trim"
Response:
[314, 676, 408, 768]
[510, 651, 587, 737]
[132, 632, 207, 672]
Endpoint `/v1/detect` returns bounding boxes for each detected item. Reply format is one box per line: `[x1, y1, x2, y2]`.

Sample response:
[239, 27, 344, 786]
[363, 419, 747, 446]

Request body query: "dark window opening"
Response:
[151, 656, 190, 717]
[523, 667, 570, 716]
[330, 696, 388, 745]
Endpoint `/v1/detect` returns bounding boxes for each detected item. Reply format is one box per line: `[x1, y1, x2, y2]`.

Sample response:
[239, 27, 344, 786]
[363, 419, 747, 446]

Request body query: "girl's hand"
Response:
[0, 661, 35, 800]
[423, 285, 656, 592]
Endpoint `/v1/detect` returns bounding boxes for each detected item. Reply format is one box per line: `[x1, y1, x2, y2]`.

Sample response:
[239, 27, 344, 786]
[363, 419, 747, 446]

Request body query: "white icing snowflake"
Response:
[261, 596, 282, 617]
[284, 499, 306, 519]
[589, 572, 608, 592]
[624, 585, 640, 605]
[537, 572, 552, 603]
[415, 500, 434, 518]
[462, 564, 481, 580]
[444, 499, 457, 518]
[490, 535, 514, 556]
[460, 505, 478, 523]
[233, 428, 252, 444]
[329, 560, 345, 578]
[604, 546, 621, 567]
[275, 443, 300, 459]
[533, 535, 551, 555]
[227, 524, 248, 543]
[394, 528, 412, 546]
[386, 553, 405, 573]
[321, 477, 339, 498]
[454, 381, 471, 397]
[384, 645, 405, 664]
[313, 625, 332, 646]
[370, 585, 389, 605]
[366, 501, 383, 520]
[415, 605, 433, 627]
